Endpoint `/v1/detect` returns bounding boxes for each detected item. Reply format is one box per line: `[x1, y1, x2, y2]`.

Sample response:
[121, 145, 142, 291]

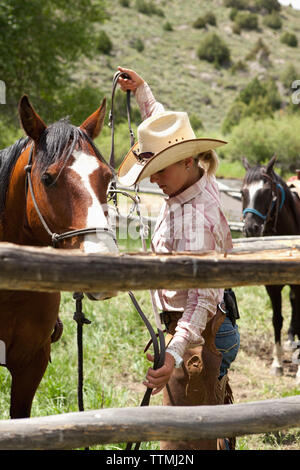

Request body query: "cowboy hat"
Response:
[117, 110, 227, 187]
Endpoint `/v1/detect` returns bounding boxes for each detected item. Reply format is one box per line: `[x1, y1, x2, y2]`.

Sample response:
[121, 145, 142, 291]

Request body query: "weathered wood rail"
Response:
[0, 396, 299, 450]
[0, 236, 299, 293]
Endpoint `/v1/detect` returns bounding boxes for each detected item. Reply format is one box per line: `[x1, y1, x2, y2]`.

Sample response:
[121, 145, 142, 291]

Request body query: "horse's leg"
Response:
[290, 285, 300, 384]
[265, 285, 284, 376]
[9, 341, 50, 419]
[285, 287, 297, 350]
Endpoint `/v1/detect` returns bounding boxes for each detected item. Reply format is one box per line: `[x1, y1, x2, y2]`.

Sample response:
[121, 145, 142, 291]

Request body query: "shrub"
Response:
[263, 11, 282, 30]
[230, 60, 248, 74]
[119, 0, 130, 6]
[135, 0, 164, 16]
[222, 77, 282, 133]
[97, 30, 113, 55]
[193, 16, 206, 29]
[280, 63, 299, 91]
[229, 8, 238, 21]
[223, 0, 250, 9]
[239, 77, 267, 105]
[163, 21, 173, 31]
[189, 114, 204, 131]
[197, 33, 231, 67]
[280, 32, 298, 48]
[193, 12, 217, 29]
[132, 38, 144, 52]
[223, 115, 300, 174]
[234, 11, 258, 31]
[246, 38, 270, 61]
[203, 12, 217, 26]
[255, 0, 281, 13]
[232, 22, 241, 35]
[222, 101, 248, 134]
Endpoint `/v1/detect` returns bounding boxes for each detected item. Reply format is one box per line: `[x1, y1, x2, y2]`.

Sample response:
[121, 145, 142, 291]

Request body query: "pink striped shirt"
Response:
[135, 82, 233, 358]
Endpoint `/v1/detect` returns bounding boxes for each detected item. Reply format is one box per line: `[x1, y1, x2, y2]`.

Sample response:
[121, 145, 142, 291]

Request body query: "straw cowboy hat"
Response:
[117, 110, 227, 187]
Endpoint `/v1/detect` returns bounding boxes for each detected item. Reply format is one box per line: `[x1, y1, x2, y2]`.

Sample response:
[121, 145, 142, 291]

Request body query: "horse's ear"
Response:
[242, 156, 251, 170]
[266, 154, 277, 174]
[80, 97, 106, 140]
[18, 95, 47, 141]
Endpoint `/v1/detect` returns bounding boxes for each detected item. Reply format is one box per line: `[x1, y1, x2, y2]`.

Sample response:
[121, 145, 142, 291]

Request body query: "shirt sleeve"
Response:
[134, 81, 165, 119]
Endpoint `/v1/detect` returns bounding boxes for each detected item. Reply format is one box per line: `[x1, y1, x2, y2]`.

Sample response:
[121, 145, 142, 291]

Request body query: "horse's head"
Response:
[241, 155, 279, 237]
[19, 95, 118, 300]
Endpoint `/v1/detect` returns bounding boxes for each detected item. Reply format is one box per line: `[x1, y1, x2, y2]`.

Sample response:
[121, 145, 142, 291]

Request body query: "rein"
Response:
[243, 172, 286, 235]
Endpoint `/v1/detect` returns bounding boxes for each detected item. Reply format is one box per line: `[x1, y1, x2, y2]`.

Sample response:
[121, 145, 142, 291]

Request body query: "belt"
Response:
[160, 302, 229, 333]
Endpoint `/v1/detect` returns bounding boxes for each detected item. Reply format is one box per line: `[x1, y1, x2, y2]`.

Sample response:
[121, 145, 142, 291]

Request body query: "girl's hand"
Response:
[117, 66, 144, 92]
[143, 352, 175, 395]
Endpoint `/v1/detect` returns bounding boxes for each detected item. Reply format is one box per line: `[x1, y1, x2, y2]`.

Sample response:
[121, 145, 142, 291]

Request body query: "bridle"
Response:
[24, 143, 117, 248]
[243, 170, 286, 235]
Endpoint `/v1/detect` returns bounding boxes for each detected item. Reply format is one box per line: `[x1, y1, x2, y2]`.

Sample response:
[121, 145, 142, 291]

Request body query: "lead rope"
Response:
[73, 292, 91, 451]
[107, 72, 165, 450]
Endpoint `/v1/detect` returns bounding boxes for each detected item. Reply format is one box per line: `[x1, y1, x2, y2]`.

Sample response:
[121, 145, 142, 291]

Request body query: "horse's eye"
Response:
[41, 172, 54, 187]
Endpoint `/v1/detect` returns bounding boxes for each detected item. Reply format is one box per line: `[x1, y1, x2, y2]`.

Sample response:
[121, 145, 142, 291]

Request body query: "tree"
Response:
[0, 0, 107, 124]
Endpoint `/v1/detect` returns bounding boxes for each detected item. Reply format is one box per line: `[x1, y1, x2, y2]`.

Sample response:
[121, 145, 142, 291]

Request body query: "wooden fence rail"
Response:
[0, 236, 299, 293]
[0, 396, 299, 450]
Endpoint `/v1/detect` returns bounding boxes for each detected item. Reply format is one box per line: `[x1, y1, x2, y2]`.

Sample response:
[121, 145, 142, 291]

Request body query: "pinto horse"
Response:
[0, 96, 118, 418]
[241, 155, 300, 382]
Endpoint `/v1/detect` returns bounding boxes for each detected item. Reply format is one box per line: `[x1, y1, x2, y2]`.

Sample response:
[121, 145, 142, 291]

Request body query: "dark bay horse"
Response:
[0, 96, 118, 418]
[241, 155, 300, 383]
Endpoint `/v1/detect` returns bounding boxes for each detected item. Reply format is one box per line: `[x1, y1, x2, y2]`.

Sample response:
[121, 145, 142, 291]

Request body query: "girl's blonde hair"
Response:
[194, 149, 219, 176]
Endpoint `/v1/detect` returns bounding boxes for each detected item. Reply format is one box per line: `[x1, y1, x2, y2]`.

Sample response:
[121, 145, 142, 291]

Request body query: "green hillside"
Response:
[88, 0, 300, 132]
[1, 0, 300, 175]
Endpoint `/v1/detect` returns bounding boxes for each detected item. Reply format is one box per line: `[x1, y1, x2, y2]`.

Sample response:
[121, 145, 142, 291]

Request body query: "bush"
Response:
[135, 0, 164, 16]
[222, 77, 282, 133]
[234, 11, 259, 31]
[189, 114, 204, 131]
[119, 0, 130, 6]
[223, 115, 300, 174]
[263, 11, 282, 30]
[97, 30, 113, 55]
[203, 12, 217, 26]
[193, 12, 216, 29]
[280, 63, 300, 91]
[222, 100, 248, 134]
[223, 0, 250, 9]
[246, 38, 270, 61]
[193, 16, 206, 29]
[255, 0, 281, 13]
[229, 8, 238, 21]
[163, 21, 173, 31]
[280, 32, 298, 48]
[197, 33, 231, 67]
[132, 38, 144, 52]
[230, 60, 248, 74]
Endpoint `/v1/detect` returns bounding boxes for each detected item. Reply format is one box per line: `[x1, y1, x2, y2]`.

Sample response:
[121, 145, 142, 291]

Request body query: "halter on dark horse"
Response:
[241, 155, 300, 383]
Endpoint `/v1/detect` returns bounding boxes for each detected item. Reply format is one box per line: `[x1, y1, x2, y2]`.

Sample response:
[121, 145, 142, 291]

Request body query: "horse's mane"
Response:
[0, 136, 31, 217]
[0, 118, 108, 219]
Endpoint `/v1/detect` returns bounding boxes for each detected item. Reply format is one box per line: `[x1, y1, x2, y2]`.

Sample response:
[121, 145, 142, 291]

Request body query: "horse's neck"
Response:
[2, 148, 32, 245]
[276, 192, 300, 236]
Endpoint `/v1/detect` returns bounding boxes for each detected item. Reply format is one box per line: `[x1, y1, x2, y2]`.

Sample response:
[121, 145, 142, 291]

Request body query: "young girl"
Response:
[117, 67, 240, 450]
